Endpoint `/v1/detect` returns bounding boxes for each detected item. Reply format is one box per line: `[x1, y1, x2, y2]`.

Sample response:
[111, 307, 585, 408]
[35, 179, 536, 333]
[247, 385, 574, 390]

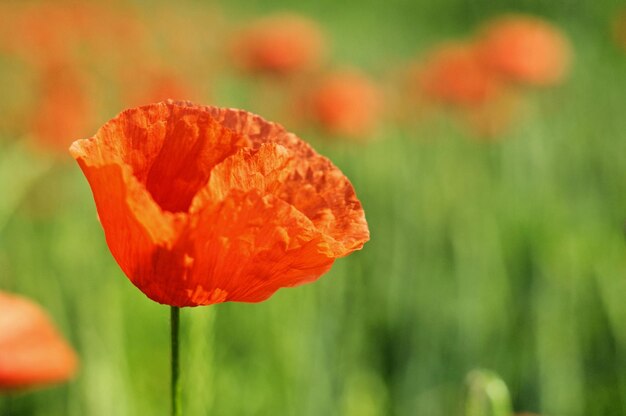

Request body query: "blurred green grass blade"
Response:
[0, 140, 54, 232]
[464, 370, 513, 416]
[183, 307, 217, 414]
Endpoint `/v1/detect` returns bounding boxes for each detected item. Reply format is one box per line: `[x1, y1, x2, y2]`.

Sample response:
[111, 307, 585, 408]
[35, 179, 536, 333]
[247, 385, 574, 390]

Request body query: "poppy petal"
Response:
[69, 159, 183, 292]
[198, 105, 370, 254]
[71, 101, 369, 307]
[0, 292, 77, 389]
[188, 190, 335, 305]
[75, 103, 250, 213]
[191, 142, 295, 210]
[139, 144, 342, 306]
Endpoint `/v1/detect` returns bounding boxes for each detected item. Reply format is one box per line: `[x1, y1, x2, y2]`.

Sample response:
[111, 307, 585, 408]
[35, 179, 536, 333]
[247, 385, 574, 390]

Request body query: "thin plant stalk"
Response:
[171, 306, 181, 416]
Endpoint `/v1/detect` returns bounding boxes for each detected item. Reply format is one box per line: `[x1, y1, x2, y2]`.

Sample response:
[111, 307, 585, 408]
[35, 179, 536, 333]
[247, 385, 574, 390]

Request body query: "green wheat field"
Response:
[2, 0, 626, 415]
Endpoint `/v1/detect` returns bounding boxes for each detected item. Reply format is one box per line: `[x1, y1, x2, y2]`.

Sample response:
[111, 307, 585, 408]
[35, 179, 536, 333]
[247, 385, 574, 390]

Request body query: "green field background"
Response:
[2, 0, 626, 415]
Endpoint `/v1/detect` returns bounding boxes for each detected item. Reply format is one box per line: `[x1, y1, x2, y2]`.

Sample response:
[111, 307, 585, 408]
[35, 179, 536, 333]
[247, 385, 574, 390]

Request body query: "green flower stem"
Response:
[171, 306, 181, 416]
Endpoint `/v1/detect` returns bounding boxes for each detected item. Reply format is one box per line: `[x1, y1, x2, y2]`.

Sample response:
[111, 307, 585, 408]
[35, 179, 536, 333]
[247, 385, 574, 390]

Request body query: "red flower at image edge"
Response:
[0, 292, 77, 389]
[70, 101, 369, 307]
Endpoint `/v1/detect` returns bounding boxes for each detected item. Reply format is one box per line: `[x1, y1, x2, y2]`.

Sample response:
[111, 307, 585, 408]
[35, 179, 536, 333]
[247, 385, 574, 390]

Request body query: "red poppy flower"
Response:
[476, 15, 572, 86]
[416, 42, 502, 106]
[70, 101, 369, 307]
[231, 13, 325, 75]
[304, 70, 383, 138]
[0, 291, 77, 389]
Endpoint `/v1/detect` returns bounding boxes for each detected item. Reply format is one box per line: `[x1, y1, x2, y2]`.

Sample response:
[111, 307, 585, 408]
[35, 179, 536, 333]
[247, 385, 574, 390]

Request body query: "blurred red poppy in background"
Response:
[32, 61, 95, 153]
[476, 15, 572, 86]
[0, 2, 143, 67]
[0, 1, 145, 154]
[416, 42, 503, 106]
[0, 291, 77, 390]
[0, 2, 74, 67]
[613, 8, 626, 52]
[304, 70, 383, 138]
[121, 66, 198, 108]
[231, 13, 325, 75]
[70, 101, 369, 307]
